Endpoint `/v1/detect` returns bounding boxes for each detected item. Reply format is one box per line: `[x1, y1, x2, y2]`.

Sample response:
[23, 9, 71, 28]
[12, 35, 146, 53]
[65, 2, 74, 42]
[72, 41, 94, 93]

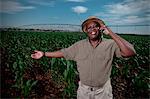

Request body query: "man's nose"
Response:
[88, 27, 98, 32]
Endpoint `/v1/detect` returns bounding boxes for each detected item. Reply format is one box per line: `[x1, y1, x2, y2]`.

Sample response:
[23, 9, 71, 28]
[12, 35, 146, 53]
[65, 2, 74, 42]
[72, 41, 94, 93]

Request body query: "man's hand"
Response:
[31, 50, 44, 59]
[99, 25, 110, 35]
[98, 19, 110, 35]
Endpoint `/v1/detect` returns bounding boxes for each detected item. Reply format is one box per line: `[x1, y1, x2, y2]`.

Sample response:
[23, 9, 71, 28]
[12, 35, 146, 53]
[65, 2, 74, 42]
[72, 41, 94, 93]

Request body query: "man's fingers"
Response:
[31, 54, 36, 58]
[31, 50, 43, 59]
[34, 50, 39, 53]
[31, 50, 39, 54]
[31, 54, 39, 59]
[99, 28, 105, 32]
[32, 51, 36, 54]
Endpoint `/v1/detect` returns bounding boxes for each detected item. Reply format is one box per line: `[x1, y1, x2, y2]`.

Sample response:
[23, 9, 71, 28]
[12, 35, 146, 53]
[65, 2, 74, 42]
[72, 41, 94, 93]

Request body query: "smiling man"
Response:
[31, 16, 136, 99]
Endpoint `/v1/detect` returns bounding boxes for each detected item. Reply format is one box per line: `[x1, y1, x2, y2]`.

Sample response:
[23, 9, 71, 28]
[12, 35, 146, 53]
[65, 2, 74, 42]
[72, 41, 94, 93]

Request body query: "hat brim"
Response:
[82, 18, 105, 32]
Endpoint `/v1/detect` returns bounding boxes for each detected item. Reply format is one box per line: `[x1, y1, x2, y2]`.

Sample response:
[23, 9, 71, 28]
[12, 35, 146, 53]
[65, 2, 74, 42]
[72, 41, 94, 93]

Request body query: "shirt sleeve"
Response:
[113, 41, 122, 58]
[60, 42, 79, 61]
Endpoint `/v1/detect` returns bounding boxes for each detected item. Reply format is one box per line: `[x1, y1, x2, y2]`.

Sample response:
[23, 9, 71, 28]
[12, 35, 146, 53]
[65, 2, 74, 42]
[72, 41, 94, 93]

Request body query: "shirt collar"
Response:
[86, 37, 104, 48]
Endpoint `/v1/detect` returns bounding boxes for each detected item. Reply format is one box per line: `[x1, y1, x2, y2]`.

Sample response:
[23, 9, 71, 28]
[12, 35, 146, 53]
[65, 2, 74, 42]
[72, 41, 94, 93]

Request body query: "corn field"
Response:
[1, 31, 149, 98]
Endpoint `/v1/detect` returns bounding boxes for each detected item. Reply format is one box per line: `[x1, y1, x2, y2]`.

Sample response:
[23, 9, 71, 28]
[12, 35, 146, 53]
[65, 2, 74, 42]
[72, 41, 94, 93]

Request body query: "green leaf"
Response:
[31, 80, 38, 87]
[13, 62, 17, 70]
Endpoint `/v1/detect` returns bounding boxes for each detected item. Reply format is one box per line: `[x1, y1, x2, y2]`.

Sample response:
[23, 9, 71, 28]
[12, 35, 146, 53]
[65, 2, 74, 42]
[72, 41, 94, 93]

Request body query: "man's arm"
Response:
[31, 50, 64, 59]
[45, 51, 64, 58]
[103, 26, 136, 57]
[31, 41, 78, 60]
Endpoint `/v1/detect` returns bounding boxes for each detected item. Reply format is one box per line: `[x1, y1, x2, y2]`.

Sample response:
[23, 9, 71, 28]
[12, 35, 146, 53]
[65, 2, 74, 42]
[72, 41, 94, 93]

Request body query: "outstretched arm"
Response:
[101, 25, 136, 57]
[31, 50, 64, 59]
[45, 51, 64, 58]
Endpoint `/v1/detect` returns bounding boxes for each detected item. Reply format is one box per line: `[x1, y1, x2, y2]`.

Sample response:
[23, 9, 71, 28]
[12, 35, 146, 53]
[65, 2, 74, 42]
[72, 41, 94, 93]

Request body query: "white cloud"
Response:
[67, 0, 86, 2]
[28, 0, 55, 6]
[72, 6, 88, 14]
[117, 16, 148, 24]
[94, 0, 150, 25]
[0, 1, 35, 14]
[105, 0, 149, 16]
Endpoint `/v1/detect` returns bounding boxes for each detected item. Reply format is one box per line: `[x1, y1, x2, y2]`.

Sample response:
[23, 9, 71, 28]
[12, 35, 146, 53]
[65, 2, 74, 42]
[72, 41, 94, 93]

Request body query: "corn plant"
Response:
[61, 59, 78, 98]
[12, 57, 38, 97]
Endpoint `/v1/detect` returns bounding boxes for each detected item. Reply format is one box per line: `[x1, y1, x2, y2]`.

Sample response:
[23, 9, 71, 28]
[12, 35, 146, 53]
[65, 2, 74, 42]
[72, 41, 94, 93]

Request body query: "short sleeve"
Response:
[113, 41, 122, 58]
[60, 42, 79, 61]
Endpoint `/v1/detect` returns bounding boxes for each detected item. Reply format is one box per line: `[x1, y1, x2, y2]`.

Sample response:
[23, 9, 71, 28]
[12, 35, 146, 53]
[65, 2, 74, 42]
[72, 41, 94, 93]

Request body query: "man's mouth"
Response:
[91, 31, 96, 35]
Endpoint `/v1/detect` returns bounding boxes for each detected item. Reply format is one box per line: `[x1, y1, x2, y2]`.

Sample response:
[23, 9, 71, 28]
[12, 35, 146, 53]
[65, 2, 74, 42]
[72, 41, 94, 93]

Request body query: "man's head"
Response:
[82, 16, 105, 40]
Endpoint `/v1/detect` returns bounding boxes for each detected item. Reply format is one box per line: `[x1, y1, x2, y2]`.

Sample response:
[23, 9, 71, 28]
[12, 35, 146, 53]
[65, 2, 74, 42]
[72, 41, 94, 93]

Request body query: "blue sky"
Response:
[0, 0, 150, 34]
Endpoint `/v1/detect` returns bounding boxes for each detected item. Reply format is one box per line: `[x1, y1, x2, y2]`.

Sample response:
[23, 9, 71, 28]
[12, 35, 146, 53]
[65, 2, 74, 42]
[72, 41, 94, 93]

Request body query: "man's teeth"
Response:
[91, 32, 96, 35]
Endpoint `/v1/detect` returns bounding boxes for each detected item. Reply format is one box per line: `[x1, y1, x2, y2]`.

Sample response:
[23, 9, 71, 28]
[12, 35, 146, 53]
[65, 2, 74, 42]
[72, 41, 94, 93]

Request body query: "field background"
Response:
[1, 31, 149, 98]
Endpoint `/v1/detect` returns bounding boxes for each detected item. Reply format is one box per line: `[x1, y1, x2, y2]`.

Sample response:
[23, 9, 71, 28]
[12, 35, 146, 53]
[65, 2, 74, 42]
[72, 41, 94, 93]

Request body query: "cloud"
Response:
[0, 1, 35, 14]
[105, 0, 149, 16]
[67, 0, 86, 2]
[72, 6, 88, 14]
[28, 0, 55, 6]
[94, 0, 150, 25]
[115, 16, 149, 24]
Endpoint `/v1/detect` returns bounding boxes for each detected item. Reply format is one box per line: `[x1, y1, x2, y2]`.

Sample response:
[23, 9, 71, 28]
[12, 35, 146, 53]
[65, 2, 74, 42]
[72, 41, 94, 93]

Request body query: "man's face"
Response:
[86, 21, 101, 41]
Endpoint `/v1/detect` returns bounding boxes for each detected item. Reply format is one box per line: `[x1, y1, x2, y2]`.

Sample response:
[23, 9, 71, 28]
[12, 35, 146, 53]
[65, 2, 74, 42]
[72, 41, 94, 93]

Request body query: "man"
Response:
[31, 16, 136, 99]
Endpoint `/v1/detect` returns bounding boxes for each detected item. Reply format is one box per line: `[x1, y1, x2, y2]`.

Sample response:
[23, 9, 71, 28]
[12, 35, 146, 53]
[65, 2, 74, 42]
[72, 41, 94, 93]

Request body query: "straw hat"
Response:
[81, 16, 105, 32]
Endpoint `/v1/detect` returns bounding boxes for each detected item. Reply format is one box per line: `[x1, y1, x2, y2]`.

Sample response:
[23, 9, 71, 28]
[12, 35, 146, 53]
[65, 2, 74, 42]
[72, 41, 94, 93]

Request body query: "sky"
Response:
[0, 0, 150, 34]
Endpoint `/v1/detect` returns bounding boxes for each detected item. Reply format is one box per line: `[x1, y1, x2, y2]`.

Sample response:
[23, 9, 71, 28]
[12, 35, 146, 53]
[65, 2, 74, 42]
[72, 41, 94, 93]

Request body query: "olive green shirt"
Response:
[61, 38, 122, 87]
